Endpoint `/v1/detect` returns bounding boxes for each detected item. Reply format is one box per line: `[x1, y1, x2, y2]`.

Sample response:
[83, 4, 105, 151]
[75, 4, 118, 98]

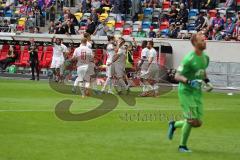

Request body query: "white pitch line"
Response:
[0, 108, 232, 112]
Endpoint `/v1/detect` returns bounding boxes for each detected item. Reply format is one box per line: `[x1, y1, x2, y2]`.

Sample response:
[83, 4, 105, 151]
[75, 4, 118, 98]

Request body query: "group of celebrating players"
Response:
[45, 32, 214, 152]
[50, 33, 162, 98]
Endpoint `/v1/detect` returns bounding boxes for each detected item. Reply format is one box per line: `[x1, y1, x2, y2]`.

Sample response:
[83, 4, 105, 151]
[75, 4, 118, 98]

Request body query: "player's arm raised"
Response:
[107, 47, 119, 66]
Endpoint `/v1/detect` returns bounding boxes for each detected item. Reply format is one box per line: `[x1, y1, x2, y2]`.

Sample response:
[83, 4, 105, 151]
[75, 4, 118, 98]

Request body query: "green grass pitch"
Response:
[0, 79, 240, 160]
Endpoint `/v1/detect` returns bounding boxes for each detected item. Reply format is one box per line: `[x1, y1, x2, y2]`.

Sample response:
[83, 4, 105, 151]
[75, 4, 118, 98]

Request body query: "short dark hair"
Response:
[119, 37, 125, 43]
[142, 40, 148, 48]
[107, 35, 114, 41]
[148, 40, 154, 47]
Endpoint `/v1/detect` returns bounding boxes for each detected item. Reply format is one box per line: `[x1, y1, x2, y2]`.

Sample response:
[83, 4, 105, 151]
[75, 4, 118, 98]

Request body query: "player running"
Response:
[101, 36, 116, 94]
[50, 37, 68, 82]
[167, 33, 213, 152]
[71, 38, 93, 98]
[108, 37, 129, 94]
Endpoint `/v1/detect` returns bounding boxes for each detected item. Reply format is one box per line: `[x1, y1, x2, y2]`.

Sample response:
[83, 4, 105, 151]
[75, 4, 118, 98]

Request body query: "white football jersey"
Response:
[141, 48, 149, 60]
[72, 46, 93, 67]
[115, 46, 126, 65]
[148, 48, 158, 64]
[106, 43, 115, 64]
[52, 44, 67, 59]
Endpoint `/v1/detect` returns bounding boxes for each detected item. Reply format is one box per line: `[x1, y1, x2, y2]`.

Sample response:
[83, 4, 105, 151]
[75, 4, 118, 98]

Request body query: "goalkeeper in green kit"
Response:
[167, 33, 213, 152]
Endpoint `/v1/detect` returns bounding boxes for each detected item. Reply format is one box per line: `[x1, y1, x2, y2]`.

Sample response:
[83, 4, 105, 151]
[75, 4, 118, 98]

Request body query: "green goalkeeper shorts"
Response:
[178, 89, 203, 120]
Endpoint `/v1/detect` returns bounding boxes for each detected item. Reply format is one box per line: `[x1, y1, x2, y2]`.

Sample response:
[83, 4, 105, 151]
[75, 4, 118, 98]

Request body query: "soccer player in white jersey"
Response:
[83, 33, 99, 94]
[137, 40, 151, 96]
[71, 38, 93, 98]
[109, 37, 129, 94]
[50, 37, 68, 82]
[146, 41, 160, 96]
[101, 36, 116, 94]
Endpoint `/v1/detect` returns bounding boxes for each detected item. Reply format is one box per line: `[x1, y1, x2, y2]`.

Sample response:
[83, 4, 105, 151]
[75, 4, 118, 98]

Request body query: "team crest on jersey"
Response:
[195, 69, 205, 79]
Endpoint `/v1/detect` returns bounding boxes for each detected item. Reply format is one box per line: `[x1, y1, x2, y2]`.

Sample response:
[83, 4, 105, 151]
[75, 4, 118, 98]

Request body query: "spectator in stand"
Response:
[166, 4, 178, 24]
[131, 0, 141, 21]
[169, 23, 180, 39]
[84, 0, 92, 13]
[192, 0, 203, 10]
[0, 46, 18, 72]
[143, 0, 159, 8]
[233, 20, 240, 41]
[48, 21, 55, 34]
[1, 19, 11, 32]
[210, 12, 224, 32]
[34, 27, 40, 33]
[4, 0, 14, 13]
[91, 0, 101, 10]
[66, 8, 78, 26]
[225, 0, 236, 10]
[195, 12, 207, 32]
[122, 0, 131, 15]
[149, 26, 156, 38]
[209, 12, 224, 39]
[102, 0, 111, 8]
[91, 8, 99, 25]
[86, 17, 96, 35]
[136, 26, 147, 38]
[64, 19, 76, 35]
[55, 22, 66, 34]
[237, 11, 240, 22]
[222, 18, 235, 40]
[63, 13, 69, 24]
[205, 0, 217, 10]
[94, 20, 109, 36]
[177, 3, 188, 26]
[28, 26, 34, 33]
[111, 0, 122, 21]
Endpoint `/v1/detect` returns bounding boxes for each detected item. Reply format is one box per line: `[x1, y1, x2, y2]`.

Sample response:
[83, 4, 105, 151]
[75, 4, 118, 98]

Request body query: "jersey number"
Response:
[80, 52, 86, 61]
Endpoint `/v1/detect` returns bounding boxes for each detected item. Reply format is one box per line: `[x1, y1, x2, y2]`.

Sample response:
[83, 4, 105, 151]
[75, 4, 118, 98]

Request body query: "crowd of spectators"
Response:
[0, 0, 240, 41]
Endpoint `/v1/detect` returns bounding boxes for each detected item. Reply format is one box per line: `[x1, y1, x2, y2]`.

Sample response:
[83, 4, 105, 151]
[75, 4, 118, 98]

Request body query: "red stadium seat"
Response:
[15, 51, 30, 67]
[0, 51, 8, 60]
[20, 51, 30, 66]
[2, 44, 10, 51]
[38, 51, 43, 61]
[115, 21, 124, 28]
[160, 21, 169, 30]
[38, 46, 44, 51]
[123, 28, 132, 35]
[162, 1, 171, 10]
[94, 49, 103, 64]
[132, 46, 142, 68]
[40, 51, 53, 68]
[16, 25, 24, 31]
[46, 46, 53, 52]
[15, 45, 20, 51]
[23, 45, 29, 51]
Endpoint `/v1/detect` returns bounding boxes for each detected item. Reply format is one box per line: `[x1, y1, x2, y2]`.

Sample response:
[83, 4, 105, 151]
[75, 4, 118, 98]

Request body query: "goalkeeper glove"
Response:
[203, 78, 213, 92]
[187, 79, 202, 89]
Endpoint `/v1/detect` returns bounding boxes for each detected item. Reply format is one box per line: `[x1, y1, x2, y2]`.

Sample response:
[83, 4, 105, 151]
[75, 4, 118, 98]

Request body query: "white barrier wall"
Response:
[166, 39, 240, 68]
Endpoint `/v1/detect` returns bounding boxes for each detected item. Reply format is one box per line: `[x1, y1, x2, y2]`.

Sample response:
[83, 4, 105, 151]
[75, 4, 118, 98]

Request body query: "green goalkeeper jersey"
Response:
[177, 51, 210, 91]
